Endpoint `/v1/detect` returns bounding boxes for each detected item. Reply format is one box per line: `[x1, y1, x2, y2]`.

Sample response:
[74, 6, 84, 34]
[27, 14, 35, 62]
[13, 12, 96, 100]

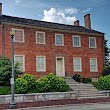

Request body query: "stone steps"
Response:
[65, 77, 108, 99]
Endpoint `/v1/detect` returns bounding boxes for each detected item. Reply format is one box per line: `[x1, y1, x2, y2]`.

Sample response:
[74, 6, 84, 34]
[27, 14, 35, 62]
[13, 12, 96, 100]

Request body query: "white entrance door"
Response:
[56, 57, 65, 77]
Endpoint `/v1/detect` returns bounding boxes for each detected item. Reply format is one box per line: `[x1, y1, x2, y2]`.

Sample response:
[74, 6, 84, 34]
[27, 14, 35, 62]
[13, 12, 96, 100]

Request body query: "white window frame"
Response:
[36, 56, 46, 72]
[55, 34, 64, 46]
[14, 55, 25, 72]
[14, 28, 25, 43]
[73, 35, 81, 47]
[36, 31, 45, 44]
[90, 58, 98, 72]
[89, 37, 97, 48]
[73, 57, 82, 72]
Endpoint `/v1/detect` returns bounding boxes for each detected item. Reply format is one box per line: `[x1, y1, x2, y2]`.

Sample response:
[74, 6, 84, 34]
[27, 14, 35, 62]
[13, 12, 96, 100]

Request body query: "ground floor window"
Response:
[73, 57, 82, 72]
[90, 58, 98, 72]
[36, 56, 46, 72]
[14, 55, 25, 71]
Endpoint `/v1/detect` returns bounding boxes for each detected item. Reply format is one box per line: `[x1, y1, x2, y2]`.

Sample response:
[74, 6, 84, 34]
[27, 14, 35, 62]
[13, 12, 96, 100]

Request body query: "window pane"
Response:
[56, 35, 63, 45]
[74, 37, 79, 46]
[15, 30, 23, 42]
[89, 38, 96, 48]
[15, 56, 24, 70]
[90, 59, 97, 72]
[37, 32, 45, 44]
[74, 58, 82, 71]
[37, 57, 45, 71]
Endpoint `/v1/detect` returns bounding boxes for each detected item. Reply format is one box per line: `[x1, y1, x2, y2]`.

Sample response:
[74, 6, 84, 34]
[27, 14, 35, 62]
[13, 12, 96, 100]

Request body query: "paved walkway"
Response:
[5, 103, 110, 110]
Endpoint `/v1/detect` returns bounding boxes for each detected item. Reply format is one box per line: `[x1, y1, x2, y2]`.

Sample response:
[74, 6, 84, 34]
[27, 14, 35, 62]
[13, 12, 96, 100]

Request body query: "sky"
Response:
[0, 0, 110, 47]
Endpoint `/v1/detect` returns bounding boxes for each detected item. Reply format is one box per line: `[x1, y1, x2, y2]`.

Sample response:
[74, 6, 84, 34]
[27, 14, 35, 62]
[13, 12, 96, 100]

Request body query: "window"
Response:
[36, 56, 46, 71]
[14, 29, 24, 42]
[89, 37, 96, 48]
[55, 34, 64, 46]
[14, 55, 25, 71]
[73, 36, 81, 47]
[90, 58, 98, 72]
[73, 58, 82, 72]
[36, 31, 45, 44]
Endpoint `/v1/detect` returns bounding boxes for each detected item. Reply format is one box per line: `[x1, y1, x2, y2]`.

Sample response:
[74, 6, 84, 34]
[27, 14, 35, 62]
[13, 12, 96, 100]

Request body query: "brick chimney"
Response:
[0, 3, 2, 15]
[74, 20, 79, 26]
[84, 14, 91, 29]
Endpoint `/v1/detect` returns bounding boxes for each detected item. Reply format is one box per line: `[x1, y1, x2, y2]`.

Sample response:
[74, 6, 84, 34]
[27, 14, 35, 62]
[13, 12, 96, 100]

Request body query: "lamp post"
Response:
[10, 28, 16, 109]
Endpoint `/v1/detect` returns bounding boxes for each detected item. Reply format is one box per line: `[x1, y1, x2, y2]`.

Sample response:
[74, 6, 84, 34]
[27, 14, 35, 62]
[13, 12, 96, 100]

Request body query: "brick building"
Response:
[0, 3, 105, 79]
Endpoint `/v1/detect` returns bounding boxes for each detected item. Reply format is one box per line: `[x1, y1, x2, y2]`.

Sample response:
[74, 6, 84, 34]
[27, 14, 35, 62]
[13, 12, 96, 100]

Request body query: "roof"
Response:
[0, 15, 104, 35]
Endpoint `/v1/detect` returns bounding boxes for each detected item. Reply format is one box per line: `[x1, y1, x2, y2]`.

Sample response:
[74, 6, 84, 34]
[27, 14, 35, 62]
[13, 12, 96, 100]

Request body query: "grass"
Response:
[0, 86, 11, 95]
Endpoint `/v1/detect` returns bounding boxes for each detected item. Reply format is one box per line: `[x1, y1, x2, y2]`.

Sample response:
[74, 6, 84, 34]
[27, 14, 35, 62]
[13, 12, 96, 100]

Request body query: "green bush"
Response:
[0, 86, 10, 95]
[37, 73, 69, 92]
[0, 56, 21, 85]
[15, 78, 28, 94]
[98, 74, 110, 90]
[82, 78, 91, 83]
[72, 74, 81, 82]
[92, 82, 102, 90]
[23, 74, 36, 89]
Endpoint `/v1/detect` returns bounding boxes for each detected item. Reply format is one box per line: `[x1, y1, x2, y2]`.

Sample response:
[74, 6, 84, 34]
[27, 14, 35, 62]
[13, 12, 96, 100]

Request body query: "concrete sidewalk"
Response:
[5, 102, 110, 110]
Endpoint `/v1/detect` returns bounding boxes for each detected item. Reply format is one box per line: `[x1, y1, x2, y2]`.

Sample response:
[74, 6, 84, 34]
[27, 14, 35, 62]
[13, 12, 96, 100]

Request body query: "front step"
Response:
[65, 77, 108, 99]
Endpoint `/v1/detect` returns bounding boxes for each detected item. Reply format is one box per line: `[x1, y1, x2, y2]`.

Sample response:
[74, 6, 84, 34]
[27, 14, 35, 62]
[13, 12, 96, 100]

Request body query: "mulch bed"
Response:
[1, 97, 110, 110]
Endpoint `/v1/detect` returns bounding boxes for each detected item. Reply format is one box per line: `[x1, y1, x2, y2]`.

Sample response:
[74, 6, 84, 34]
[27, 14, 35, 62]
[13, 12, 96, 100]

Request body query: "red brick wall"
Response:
[0, 24, 104, 78]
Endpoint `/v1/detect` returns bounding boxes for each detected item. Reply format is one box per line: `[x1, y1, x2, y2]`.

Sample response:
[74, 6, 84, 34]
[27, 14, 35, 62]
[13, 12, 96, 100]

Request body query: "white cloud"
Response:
[42, 8, 77, 25]
[15, 0, 21, 4]
[64, 8, 79, 14]
[82, 8, 92, 13]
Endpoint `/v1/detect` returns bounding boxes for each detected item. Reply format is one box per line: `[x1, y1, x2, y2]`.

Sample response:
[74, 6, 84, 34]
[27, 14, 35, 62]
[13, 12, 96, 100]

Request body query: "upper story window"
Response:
[14, 29, 24, 43]
[73, 57, 82, 72]
[36, 31, 45, 44]
[89, 37, 97, 48]
[90, 58, 98, 72]
[55, 34, 64, 46]
[14, 55, 25, 72]
[73, 36, 81, 47]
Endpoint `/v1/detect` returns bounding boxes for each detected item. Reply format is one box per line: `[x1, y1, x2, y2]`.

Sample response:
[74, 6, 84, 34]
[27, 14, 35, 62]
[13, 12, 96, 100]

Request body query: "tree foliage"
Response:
[0, 56, 22, 85]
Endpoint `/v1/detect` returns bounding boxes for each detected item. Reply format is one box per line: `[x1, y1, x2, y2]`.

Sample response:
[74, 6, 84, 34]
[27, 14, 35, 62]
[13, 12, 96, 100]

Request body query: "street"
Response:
[12, 102, 110, 110]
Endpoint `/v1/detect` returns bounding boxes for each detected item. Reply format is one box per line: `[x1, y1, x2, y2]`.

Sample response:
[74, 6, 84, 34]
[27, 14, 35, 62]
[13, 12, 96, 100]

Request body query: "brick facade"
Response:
[0, 24, 104, 78]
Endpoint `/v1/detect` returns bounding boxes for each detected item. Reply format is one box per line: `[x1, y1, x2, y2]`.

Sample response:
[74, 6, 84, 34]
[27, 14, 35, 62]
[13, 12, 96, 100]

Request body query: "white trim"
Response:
[56, 57, 65, 77]
[90, 58, 98, 72]
[36, 31, 45, 44]
[36, 56, 46, 72]
[55, 34, 64, 46]
[89, 37, 97, 48]
[13, 28, 25, 43]
[73, 57, 82, 72]
[73, 35, 81, 47]
[14, 54, 25, 72]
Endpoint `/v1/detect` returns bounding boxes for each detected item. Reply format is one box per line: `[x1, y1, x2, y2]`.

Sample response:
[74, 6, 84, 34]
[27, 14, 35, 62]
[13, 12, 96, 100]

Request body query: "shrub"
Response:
[0, 56, 22, 85]
[72, 74, 81, 82]
[37, 73, 69, 92]
[0, 86, 10, 95]
[92, 82, 102, 90]
[23, 74, 36, 89]
[15, 78, 28, 94]
[98, 74, 110, 90]
[82, 78, 91, 83]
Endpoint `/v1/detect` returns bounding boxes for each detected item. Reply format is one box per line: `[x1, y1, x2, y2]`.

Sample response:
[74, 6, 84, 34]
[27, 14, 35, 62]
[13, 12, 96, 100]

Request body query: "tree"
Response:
[0, 56, 22, 85]
[103, 38, 110, 76]
[104, 39, 110, 66]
